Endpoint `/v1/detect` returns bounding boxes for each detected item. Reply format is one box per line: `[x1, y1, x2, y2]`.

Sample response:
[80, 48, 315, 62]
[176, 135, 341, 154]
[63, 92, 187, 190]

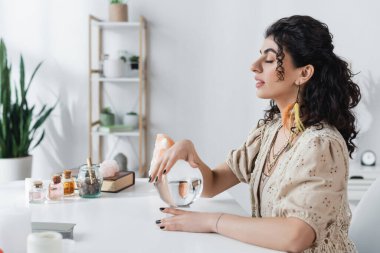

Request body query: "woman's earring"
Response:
[293, 86, 305, 133]
[281, 102, 294, 130]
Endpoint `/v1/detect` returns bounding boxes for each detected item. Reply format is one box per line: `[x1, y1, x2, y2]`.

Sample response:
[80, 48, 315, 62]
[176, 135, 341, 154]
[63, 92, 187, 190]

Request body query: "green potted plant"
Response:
[0, 39, 56, 183]
[123, 111, 138, 129]
[109, 0, 128, 22]
[100, 107, 115, 126]
[129, 55, 139, 70]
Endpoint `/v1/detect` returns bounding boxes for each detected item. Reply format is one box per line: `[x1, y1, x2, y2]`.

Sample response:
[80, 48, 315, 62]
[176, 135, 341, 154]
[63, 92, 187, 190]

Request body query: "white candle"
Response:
[27, 232, 62, 253]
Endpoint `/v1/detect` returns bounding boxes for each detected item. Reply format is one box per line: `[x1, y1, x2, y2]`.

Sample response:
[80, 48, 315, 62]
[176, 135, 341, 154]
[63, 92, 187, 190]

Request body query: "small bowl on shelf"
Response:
[123, 112, 139, 129]
[103, 58, 126, 78]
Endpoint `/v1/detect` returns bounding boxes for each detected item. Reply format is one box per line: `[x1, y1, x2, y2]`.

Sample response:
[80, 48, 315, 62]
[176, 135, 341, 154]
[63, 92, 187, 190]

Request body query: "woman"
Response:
[149, 15, 361, 253]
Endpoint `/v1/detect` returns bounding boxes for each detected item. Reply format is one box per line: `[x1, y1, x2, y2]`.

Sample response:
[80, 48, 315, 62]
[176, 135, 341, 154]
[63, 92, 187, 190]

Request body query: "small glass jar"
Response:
[48, 175, 63, 201]
[29, 180, 45, 203]
[62, 170, 75, 196]
[99, 54, 109, 76]
[77, 164, 103, 198]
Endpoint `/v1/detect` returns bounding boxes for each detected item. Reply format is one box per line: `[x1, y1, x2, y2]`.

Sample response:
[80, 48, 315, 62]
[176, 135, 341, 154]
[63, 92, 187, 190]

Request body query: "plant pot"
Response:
[100, 113, 115, 126]
[103, 59, 126, 78]
[130, 62, 139, 70]
[0, 156, 33, 183]
[109, 4, 128, 22]
[123, 114, 139, 129]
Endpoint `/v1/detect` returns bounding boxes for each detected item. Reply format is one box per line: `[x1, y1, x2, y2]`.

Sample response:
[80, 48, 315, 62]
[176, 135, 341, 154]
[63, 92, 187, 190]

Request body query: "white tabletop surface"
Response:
[0, 179, 282, 253]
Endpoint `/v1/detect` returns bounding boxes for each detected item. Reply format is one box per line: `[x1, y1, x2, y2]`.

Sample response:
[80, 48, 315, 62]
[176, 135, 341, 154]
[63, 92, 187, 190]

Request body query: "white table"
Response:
[0, 179, 282, 253]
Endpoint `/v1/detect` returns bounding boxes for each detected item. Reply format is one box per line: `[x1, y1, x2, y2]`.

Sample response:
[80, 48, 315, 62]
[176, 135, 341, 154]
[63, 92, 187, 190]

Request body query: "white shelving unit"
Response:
[348, 163, 380, 206]
[88, 15, 147, 177]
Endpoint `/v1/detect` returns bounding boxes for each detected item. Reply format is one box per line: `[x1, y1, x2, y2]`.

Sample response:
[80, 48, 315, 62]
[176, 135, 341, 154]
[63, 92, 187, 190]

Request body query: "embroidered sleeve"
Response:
[225, 124, 266, 184]
[278, 136, 348, 244]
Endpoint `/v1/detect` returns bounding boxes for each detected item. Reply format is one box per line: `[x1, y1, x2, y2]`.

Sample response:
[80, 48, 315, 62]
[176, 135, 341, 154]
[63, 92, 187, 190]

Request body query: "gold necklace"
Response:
[271, 134, 289, 160]
[265, 125, 292, 175]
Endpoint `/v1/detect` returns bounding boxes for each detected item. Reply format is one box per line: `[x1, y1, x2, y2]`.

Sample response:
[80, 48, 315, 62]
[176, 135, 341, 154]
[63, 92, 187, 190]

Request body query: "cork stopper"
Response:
[52, 175, 61, 184]
[33, 180, 43, 188]
[63, 170, 72, 179]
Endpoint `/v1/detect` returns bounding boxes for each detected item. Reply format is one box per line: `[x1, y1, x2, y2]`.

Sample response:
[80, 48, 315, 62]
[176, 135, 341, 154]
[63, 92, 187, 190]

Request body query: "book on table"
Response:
[101, 171, 135, 193]
[32, 222, 76, 239]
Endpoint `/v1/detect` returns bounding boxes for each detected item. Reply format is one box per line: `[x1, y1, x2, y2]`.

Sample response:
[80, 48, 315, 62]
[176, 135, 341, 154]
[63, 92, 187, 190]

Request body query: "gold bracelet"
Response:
[215, 213, 224, 233]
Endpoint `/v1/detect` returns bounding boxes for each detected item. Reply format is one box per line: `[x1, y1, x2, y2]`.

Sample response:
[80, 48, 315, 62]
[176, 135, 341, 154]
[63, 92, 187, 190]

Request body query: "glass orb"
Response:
[154, 160, 203, 207]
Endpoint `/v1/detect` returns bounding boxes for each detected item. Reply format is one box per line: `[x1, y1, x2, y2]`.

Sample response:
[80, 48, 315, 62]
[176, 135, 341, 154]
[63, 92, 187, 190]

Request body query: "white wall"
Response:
[1, 0, 380, 213]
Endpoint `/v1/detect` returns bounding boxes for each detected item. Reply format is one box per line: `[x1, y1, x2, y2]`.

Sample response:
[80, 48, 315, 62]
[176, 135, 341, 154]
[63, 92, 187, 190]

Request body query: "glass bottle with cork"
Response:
[29, 180, 45, 203]
[48, 174, 63, 201]
[62, 170, 75, 196]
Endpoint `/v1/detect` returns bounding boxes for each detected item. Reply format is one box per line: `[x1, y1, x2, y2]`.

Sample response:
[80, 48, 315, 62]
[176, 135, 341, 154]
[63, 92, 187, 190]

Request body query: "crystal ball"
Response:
[154, 160, 203, 207]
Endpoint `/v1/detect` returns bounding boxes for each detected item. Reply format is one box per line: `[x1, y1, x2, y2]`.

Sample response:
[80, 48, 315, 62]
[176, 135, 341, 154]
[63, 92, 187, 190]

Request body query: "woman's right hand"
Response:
[149, 139, 199, 183]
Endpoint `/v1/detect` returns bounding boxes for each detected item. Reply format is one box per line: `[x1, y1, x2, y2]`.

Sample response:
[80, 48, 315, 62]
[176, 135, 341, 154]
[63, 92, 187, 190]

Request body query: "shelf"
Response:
[348, 179, 375, 187]
[89, 15, 147, 177]
[92, 129, 140, 137]
[92, 21, 140, 29]
[93, 77, 140, 83]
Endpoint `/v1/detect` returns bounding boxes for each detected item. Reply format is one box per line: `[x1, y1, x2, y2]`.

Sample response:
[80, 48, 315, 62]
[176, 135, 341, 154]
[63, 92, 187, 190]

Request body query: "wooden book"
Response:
[101, 171, 135, 193]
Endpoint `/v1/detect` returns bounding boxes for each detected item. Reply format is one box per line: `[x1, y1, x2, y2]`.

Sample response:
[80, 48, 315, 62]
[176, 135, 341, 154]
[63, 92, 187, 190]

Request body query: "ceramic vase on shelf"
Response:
[129, 55, 139, 69]
[109, 2, 128, 22]
[118, 50, 132, 77]
[103, 58, 126, 78]
[100, 107, 115, 126]
[123, 112, 139, 129]
[100, 113, 115, 126]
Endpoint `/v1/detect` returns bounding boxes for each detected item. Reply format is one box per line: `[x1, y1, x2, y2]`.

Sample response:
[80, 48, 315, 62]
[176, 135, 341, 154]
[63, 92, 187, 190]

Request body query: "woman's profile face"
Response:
[251, 36, 300, 104]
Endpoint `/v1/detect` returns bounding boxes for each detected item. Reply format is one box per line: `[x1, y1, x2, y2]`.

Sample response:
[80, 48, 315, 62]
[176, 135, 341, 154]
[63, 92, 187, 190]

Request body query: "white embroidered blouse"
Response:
[226, 118, 357, 252]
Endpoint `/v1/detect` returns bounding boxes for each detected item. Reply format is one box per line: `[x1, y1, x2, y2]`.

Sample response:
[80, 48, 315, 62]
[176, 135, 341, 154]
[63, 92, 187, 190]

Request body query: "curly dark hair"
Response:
[260, 15, 361, 157]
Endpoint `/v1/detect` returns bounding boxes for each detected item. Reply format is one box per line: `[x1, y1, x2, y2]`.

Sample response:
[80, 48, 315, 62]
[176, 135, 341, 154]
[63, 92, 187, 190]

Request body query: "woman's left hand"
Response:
[156, 207, 220, 233]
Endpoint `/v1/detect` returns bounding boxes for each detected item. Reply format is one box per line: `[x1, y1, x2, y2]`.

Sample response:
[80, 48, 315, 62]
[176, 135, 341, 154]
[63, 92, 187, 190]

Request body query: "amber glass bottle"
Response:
[62, 170, 75, 196]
